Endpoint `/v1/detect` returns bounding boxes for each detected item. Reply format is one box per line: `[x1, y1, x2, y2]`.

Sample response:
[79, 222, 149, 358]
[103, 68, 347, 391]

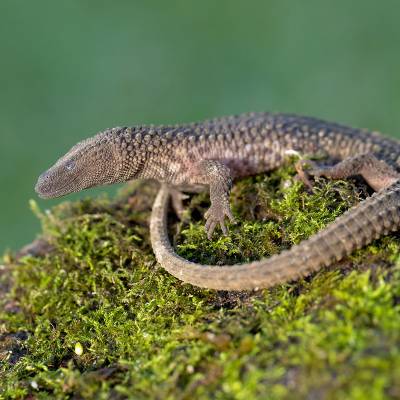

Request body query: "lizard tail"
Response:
[150, 182, 400, 291]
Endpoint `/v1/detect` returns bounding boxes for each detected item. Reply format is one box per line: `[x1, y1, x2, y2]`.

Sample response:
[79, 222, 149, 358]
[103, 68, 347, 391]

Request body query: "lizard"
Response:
[35, 112, 400, 290]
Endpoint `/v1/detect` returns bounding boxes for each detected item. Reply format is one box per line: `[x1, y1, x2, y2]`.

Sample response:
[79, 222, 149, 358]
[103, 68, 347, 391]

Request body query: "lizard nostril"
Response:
[39, 172, 50, 182]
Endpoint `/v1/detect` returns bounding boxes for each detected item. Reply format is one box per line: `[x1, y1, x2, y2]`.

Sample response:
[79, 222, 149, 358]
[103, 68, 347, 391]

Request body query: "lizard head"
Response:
[35, 128, 140, 199]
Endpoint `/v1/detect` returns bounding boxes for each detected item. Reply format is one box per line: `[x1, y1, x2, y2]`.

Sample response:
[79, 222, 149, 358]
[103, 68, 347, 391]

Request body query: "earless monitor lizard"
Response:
[35, 113, 400, 290]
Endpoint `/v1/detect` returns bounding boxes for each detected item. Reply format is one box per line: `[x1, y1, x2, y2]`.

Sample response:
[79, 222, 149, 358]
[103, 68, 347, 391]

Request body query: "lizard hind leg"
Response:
[295, 159, 320, 190]
[306, 153, 400, 192]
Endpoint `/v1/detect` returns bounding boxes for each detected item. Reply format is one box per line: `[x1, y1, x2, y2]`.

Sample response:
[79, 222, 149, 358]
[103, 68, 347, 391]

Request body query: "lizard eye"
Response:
[65, 160, 75, 171]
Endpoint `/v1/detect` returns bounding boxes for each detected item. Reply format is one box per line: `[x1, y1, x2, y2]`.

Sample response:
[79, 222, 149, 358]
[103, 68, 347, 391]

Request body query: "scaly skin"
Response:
[36, 112, 400, 290]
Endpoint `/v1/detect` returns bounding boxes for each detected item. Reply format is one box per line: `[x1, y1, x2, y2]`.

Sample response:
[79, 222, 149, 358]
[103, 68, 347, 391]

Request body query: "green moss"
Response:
[1, 160, 400, 399]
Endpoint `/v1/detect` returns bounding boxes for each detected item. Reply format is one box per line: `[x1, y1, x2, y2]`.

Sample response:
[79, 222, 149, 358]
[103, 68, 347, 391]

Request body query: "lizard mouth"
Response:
[35, 186, 64, 199]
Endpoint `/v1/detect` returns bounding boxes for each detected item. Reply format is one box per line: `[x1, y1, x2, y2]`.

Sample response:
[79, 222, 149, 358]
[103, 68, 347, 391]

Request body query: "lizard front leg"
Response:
[193, 160, 235, 239]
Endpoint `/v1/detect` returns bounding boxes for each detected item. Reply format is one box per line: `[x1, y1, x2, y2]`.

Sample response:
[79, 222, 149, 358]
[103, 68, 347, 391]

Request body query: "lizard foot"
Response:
[204, 203, 235, 239]
[295, 159, 320, 190]
[169, 188, 189, 220]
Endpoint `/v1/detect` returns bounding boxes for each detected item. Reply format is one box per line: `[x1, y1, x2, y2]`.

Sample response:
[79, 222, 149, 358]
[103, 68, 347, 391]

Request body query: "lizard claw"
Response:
[204, 203, 235, 239]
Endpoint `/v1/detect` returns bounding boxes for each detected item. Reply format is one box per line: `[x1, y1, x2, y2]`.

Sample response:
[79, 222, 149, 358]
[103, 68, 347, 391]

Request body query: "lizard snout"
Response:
[35, 171, 53, 198]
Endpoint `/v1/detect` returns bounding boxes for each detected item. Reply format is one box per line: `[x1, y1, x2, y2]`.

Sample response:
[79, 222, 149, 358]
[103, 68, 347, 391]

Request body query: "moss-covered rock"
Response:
[1, 160, 400, 399]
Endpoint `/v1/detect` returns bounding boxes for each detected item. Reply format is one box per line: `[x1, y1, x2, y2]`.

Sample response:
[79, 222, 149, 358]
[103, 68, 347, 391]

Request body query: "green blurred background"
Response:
[1, 0, 400, 251]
